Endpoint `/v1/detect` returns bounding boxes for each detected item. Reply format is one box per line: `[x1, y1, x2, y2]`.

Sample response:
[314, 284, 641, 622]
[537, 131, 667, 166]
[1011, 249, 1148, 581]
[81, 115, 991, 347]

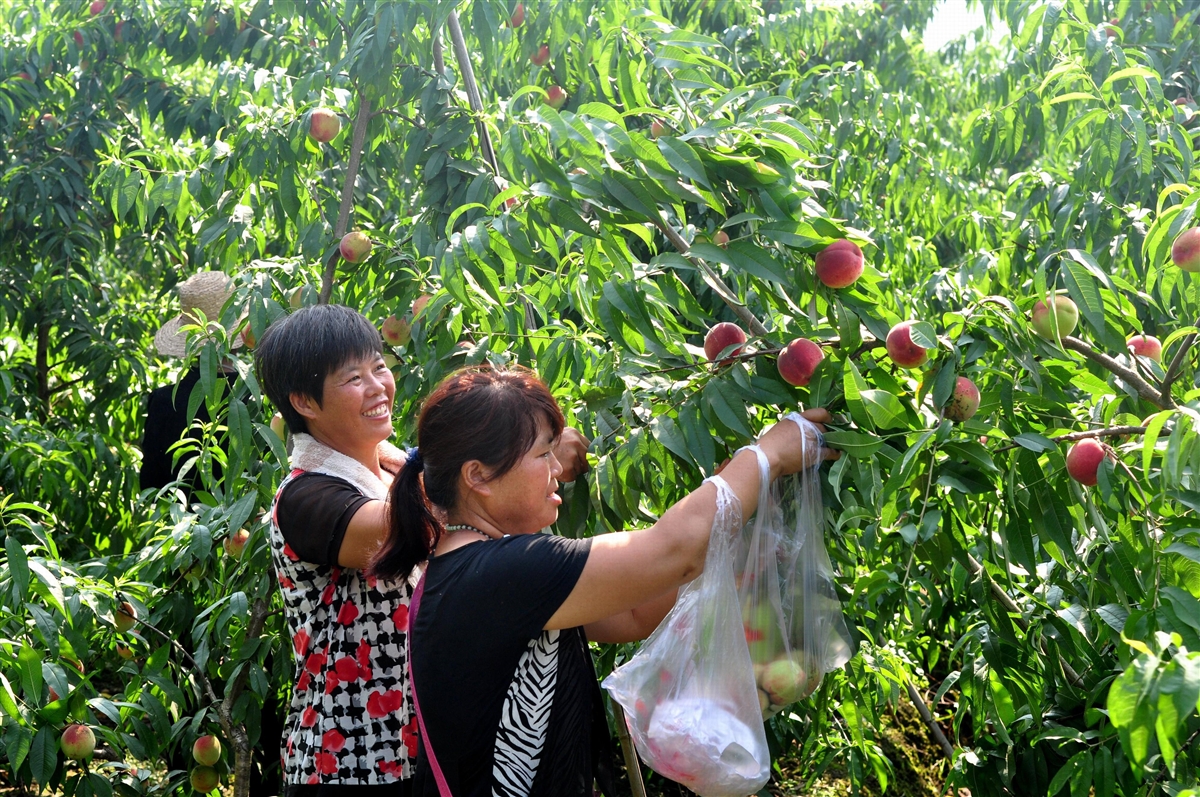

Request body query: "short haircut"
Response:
[254, 305, 383, 435]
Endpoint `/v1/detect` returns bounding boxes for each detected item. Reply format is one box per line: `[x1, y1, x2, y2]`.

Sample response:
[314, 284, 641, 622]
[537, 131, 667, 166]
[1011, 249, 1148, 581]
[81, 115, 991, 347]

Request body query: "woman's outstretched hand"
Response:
[555, 428, 592, 483]
[758, 408, 840, 479]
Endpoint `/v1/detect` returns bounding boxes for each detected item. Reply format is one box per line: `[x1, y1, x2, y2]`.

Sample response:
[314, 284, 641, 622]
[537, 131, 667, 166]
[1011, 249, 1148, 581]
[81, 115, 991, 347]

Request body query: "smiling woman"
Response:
[253, 305, 420, 796]
[371, 365, 838, 797]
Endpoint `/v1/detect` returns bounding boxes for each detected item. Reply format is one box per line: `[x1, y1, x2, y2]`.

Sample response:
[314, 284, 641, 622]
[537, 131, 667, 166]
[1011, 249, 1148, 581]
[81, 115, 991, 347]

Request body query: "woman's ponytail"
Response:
[369, 449, 439, 581]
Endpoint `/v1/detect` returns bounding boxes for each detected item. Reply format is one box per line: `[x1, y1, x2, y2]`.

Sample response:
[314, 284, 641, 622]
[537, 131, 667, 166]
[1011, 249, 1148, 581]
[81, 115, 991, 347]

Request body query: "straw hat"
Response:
[153, 271, 240, 358]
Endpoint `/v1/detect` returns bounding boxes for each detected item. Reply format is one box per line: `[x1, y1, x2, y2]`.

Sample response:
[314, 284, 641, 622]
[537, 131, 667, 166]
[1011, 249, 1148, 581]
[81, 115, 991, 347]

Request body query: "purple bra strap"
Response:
[409, 573, 454, 797]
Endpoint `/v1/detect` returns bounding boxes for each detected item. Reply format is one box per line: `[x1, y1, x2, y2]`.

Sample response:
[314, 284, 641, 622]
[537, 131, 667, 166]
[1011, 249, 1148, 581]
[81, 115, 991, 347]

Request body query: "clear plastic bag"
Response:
[603, 474, 770, 797]
[737, 413, 853, 719]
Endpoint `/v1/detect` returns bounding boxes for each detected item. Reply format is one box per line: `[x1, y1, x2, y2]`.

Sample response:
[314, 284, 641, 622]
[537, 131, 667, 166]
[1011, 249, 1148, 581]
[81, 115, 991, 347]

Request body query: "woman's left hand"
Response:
[555, 428, 591, 483]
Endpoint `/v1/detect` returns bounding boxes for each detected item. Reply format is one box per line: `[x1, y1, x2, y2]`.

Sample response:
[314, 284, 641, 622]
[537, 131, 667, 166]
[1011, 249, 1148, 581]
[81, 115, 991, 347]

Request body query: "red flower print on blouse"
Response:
[296, 671, 311, 691]
[293, 629, 311, 656]
[283, 543, 300, 562]
[300, 707, 318, 728]
[337, 601, 359, 625]
[334, 656, 361, 683]
[401, 719, 419, 757]
[314, 751, 338, 775]
[322, 729, 346, 752]
[392, 604, 408, 631]
[366, 689, 404, 718]
[378, 759, 404, 776]
[305, 650, 327, 674]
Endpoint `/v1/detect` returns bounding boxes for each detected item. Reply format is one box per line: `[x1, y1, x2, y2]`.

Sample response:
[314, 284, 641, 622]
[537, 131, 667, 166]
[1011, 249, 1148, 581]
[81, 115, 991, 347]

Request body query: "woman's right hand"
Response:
[757, 408, 840, 480]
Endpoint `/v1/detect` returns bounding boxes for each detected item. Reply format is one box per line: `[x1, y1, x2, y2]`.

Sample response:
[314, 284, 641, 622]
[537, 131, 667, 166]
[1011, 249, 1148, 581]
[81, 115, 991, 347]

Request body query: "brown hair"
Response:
[370, 365, 565, 580]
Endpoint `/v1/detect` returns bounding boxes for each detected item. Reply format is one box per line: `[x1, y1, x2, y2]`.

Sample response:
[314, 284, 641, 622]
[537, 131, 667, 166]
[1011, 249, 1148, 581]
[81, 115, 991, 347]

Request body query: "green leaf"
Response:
[860, 389, 908, 430]
[822, 430, 884, 458]
[6, 536, 28, 603]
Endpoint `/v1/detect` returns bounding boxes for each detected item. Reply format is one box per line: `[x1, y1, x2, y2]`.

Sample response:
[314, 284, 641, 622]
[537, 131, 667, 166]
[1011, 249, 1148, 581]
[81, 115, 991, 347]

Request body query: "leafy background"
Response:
[0, 0, 1198, 795]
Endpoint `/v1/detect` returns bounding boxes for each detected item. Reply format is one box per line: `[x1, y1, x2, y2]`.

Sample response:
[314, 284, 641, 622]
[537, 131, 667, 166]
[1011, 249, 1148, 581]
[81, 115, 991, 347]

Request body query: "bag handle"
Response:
[408, 573, 454, 797]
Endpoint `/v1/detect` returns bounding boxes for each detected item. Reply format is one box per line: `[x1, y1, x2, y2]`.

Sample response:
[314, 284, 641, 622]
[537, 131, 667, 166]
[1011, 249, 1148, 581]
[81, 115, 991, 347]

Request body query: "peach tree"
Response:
[0, 1, 1198, 796]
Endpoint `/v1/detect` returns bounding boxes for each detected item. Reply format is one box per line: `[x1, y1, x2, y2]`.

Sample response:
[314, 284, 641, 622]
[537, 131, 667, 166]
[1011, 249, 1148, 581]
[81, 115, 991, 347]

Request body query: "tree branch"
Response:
[653, 221, 768, 336]
[993, 425, 1148, 454]
[965, 554, 1084, 686]
[904, 680, 956, 761]
[224, 598, 271, 797]
[1160, 322, 1198, 401]
[446, 12, 499, 176]
[1061, 336, 1170, 409]
[319, 94, 372, 305]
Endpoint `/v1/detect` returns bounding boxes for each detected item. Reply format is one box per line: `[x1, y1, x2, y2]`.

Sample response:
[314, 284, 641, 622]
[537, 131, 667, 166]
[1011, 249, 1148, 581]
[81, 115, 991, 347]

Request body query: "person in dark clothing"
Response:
[140, 271, 243, 494]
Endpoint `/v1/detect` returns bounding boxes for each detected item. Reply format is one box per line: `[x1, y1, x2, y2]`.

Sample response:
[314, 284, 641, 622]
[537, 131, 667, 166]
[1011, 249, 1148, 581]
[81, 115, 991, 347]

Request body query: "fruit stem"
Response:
[1061, 336, 1170, 409]
[654, 220, 769, 336]
[1159, 326, 1197, 403]
[446, 12, 500, 176]
[319, 94, 373, 305]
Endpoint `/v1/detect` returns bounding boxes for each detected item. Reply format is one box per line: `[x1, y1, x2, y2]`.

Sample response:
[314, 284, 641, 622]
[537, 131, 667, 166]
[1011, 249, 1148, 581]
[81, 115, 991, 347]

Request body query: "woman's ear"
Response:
[460, 459, 492, 497]
[290, 393, 319, 420]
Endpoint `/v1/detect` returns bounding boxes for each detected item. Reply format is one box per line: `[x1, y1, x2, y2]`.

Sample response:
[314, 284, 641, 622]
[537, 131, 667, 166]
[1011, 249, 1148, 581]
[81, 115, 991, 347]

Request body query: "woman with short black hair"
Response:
[372, 365, 836, 797]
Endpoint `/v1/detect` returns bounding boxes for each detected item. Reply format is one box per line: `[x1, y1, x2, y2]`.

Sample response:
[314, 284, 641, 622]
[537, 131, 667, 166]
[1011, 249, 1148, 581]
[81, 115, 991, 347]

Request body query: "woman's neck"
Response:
[307, 431, 383, 480]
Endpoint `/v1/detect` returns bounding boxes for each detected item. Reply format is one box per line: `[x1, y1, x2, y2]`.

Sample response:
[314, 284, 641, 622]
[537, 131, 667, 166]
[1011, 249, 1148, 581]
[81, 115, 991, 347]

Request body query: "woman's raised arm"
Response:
[546, 409, 838, 632]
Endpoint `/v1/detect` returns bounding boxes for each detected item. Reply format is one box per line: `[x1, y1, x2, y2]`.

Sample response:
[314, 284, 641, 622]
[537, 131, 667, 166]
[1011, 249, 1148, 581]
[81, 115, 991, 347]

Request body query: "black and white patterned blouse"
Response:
[269, 434, 417, 787]
[408, 534, 599, 797]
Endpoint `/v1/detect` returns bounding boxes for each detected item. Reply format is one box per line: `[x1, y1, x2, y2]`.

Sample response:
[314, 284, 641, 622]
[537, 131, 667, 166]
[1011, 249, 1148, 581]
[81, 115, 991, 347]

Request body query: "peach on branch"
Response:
[1127, 334, 1162, 362]
[1171, 228, 1200, 272]
[203, 15, 218, 35]
[190, 766, 220, 793]
[885, 321, 929, 368]
[814, 239, 864, 289]
[193, 735, 222, 766]
[509, 3, 525, 27]
[382, 315, 411, 346]
[339, 231, 372, 263]
[649, 119, 666, 139]
[116, 644, 134, 660]
[713, 230, 730, 248]
[240, 324, 256, 349]
[1066, 438, 1108, 485]
[269, 413, 286, 442]
[308, 108, 341, 143]
[89, 0, 106, 15]
[223, 529, 249, 559]
[1031, 296, 1079, 339]
[531, 44, 550, 67]
[61, 724, 96, 760]
[944, 376, 980, 422]
[703, 322, 747, 363]
[412, 294, 432, 317]
[545, 85, 567, 110]
[114, 600, 137, 632]
[778, 338, 824, 387]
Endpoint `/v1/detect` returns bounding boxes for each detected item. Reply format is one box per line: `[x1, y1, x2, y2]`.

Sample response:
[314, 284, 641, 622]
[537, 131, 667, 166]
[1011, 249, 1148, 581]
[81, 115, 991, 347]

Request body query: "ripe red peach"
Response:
[944, 377, 980, 422]
[885, 321, 929, 368]
[814, 240, 864, 289]
[778, 339, 824, 387]
[703, 322, 747, 363]
[1066, 439, 1108, 485]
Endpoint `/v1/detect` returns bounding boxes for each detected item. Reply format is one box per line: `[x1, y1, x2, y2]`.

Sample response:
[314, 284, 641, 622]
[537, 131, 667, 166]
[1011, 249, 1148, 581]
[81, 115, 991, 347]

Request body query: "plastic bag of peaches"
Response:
[737, 414, 853, 719]
[604, 469, 770, 797]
